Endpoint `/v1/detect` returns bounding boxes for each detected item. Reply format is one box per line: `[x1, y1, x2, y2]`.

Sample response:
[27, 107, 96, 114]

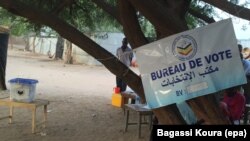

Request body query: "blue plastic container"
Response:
[9, 78, 38, 102]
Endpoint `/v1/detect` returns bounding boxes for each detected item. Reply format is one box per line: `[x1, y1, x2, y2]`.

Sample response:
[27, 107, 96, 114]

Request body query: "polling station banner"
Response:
[134, 19, 247, 109]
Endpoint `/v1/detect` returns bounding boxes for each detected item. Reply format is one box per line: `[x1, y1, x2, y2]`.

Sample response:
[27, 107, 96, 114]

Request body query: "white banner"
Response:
[134, 19, 247, 109]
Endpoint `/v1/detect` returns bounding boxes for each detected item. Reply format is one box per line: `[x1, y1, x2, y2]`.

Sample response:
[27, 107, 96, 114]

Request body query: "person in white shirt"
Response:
[116, 38, 133, 92]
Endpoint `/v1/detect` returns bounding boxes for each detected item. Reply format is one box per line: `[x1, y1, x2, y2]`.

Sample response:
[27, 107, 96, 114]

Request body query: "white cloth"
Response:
[116, 47, 133, 66]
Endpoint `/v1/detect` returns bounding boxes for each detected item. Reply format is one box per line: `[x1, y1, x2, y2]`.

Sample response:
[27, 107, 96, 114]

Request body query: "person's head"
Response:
[243, 47, 250, 59]
[122, 37, 128, 47]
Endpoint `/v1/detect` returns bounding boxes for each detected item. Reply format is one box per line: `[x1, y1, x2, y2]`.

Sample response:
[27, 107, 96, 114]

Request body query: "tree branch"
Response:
[127, 0, 188, 37]
[91, 0, 121, 24]
[117, 0, 187, 124]
[167, 0, 191, 18]
[202, 0, 250, 21]
[180, 0, 191, 18]
[117, 0, 148, 48]
[51, 0, 75, 15]
[74, 2, 88, 13]
[0, 0, 143, 97]
[188, 8, 215, 24]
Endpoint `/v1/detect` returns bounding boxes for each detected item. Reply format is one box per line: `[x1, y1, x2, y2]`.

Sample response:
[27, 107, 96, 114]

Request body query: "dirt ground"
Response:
[0, 49, 151, 141]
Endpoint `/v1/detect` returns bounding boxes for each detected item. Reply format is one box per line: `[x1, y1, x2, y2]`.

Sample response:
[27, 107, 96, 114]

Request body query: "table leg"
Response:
[243, 105, 250, 125]
[43, 105, 47, 128]
[125, 110, 129, 132]
[149, 114, 153, 129]
[138, 113, 141, 138]
[32, 107, 36, 133]
[9, 105, 13, 124]
[122, 98, 128, 115]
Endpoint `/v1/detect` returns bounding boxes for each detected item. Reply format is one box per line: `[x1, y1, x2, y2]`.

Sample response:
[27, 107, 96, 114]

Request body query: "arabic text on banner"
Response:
[134, 19, 247, 109]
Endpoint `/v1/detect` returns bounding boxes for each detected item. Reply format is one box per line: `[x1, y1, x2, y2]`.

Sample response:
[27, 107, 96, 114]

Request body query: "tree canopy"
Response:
[0, 0, 219, 37]
[0, 0, 249, 125]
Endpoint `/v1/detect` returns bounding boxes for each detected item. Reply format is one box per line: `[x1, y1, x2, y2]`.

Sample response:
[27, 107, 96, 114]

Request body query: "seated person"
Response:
[220, 86, 246, 125]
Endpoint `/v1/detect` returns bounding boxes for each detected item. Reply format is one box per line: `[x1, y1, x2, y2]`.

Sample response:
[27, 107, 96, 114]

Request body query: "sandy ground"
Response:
[0, 49, 151, 141]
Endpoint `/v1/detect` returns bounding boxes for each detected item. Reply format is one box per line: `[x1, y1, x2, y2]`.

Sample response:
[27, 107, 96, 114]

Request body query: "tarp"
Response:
[134, 19, 247, 109]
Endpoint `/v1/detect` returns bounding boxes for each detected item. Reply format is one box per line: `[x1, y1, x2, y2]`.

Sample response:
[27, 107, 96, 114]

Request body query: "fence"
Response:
[8, 32, 125, 66]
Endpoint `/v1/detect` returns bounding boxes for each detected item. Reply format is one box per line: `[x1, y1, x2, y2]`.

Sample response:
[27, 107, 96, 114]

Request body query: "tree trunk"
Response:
[32, 36, 36, 53]
[127, 0, 188, 38]
[118, 0, 186, 124]
[125, 0, 230, 124]
[9, 35, 14, 49]
[65, 40, 73, 64]
[55, 36, 64, 60]
[0, 32, 9, 90]
[24, 36, 30, 51]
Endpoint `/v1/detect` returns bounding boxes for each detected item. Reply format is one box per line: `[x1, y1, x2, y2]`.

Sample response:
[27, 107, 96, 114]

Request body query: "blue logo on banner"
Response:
[172, 35, 197, 61]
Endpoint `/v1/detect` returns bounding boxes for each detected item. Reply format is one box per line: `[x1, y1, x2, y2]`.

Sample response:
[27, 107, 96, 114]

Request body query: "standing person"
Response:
[220, 86, 245, 125]
[116, 37, 133, 92]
